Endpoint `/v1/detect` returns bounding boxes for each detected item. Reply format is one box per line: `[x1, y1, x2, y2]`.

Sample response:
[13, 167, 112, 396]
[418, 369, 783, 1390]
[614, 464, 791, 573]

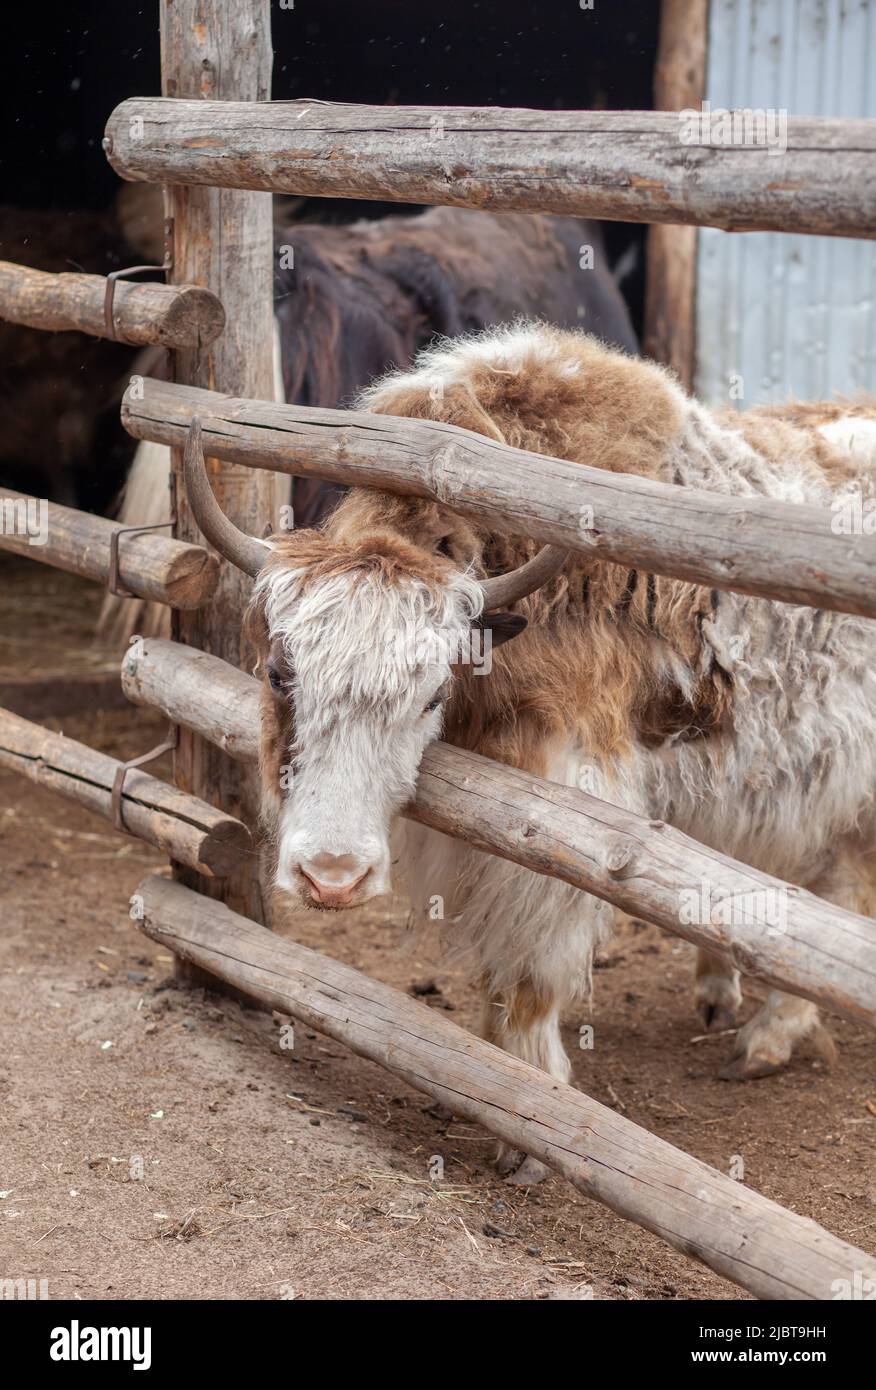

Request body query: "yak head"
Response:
[182, 417, 565, 909]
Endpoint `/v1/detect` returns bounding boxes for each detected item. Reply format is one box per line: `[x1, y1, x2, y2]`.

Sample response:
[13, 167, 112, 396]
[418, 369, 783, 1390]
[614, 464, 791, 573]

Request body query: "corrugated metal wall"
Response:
[695, 0, 876, 407]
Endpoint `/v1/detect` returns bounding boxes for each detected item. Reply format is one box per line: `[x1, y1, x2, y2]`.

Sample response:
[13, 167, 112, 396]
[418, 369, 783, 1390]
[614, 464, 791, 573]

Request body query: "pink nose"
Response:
[298, 855, 369, 907]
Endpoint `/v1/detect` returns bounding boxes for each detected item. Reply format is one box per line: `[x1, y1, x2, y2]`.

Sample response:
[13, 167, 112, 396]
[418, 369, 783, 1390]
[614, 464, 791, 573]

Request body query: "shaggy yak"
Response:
[184, 323, 876, 1184]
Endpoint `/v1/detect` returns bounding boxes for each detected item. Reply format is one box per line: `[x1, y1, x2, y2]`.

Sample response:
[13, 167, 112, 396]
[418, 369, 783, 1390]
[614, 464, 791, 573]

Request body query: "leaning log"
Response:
[0, 260, 225, 349]
[121, 637, 876, 1031]
[122, 376, 876, 620]
[134, 872, 876, 1300]
[103, 100, 876, 240]
[0, 489, 218, 609]
[0, 707, 249, 878]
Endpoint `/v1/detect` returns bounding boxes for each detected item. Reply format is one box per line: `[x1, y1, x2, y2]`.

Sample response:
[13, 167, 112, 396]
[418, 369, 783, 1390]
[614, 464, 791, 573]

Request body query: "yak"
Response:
[181, 322, 876, 1182]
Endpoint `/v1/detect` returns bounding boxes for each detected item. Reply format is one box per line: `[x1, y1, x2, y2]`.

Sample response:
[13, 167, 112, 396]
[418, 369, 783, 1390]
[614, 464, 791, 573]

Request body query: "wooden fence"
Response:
[134, 871, 876, 1302]
[0, 488, 217, 608]
[0, 707, 248, 877]
[1, 0, 875, 1300]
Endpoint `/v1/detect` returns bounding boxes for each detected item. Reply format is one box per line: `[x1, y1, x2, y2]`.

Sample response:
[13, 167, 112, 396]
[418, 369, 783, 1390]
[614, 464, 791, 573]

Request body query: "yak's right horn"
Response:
[183, 416, 270, 579]
[478, 544, 569, 611]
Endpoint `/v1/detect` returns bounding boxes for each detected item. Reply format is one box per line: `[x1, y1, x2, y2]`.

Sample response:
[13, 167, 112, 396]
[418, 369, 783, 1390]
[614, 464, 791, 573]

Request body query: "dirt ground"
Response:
[1, 557, 875, 1300]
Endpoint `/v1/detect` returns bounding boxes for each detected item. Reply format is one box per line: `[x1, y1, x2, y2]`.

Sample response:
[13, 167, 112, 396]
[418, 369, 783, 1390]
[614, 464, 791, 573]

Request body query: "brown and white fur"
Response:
[247, 323, 876, 1181]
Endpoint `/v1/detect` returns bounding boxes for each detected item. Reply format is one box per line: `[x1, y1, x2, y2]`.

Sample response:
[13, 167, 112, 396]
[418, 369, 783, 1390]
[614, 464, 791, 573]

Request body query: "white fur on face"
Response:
[257, 562, 483, 905]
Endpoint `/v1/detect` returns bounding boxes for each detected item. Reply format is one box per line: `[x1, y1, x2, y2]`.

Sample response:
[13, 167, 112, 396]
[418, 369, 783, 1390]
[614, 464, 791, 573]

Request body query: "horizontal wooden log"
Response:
[122, 638, 259, 759]
[103, 100, 876, 239]
[135, 872, 876, 1299]
[0, 706, 249, 878]
[0, 489, 218, 609]
[122, 377, 876, 620]
[122, 636, 256, 763]
[0, 259, 225, 349]
[121, 637, 876, 1031]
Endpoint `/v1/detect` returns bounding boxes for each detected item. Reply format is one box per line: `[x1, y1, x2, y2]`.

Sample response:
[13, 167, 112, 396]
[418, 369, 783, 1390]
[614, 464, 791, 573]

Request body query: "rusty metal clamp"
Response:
[111, 724, 179, 834]
[103, 217, 174, 341]
[108, 518, 176, 598]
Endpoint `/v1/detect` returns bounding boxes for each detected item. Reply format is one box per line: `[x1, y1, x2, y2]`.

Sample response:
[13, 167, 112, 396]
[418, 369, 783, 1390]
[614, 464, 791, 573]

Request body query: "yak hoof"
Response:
[700, 1002, 739, 1033]
[504, 1155, 551, 1186]
[428, 1102, 454, 1122]
[495, 1143, 524, 1176]
[718, 1050, 785, 1081]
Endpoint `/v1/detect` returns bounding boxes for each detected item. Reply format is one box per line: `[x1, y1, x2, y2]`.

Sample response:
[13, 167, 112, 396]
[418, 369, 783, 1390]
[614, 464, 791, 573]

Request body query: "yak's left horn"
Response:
[479, 544, 569, 611]
[183, 417, 270, 579]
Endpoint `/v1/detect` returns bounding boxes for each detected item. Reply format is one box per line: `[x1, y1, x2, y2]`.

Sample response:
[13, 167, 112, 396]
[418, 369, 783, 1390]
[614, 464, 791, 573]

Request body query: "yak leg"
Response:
[719, 991, 834, 1081]
[719, 849, 876, 1080]
[694, 947, 743, 1032]
[473, 866, 612, 1186]
[481, 976, 570, 1186]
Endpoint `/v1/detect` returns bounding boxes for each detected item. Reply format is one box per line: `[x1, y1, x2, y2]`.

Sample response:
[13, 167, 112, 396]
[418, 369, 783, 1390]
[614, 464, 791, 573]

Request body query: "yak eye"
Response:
[268, 665, 285, 693]
[423, 680, 450, 715]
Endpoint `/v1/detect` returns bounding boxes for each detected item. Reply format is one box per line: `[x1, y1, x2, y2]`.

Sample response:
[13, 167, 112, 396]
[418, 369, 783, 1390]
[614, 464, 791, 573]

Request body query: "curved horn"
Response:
[479, 544, 569, 611]
[183, 417, 269, 579]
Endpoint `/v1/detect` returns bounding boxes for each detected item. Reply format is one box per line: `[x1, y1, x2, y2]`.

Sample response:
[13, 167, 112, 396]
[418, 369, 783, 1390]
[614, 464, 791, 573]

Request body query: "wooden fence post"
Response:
[0, 260, 226, 349]
[159, 0, 275, 935]
[644, 0, 709, 388]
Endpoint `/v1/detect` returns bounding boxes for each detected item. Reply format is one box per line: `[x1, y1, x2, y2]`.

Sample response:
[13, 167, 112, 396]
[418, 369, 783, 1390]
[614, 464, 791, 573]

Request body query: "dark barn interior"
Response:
[2, 0, 659, 510]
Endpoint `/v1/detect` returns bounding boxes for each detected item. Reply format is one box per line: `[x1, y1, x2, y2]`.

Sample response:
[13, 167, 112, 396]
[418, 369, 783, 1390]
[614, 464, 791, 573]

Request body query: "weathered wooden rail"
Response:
[0, 259, 225, 349]
[0, 707, 249, 877]
[0, 488, 218, 609]
[134, 872, 876, 1302]
[122, 376, 876, 620]
[103, 100, 876, 239]
[120, 636, 876, 1031]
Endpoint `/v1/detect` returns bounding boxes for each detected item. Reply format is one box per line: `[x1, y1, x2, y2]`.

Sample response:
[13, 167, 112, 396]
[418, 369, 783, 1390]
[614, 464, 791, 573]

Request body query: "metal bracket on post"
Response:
[108, 518, 176, 598]
[103, 217, 175, 342]
[111, 724, 179, 834]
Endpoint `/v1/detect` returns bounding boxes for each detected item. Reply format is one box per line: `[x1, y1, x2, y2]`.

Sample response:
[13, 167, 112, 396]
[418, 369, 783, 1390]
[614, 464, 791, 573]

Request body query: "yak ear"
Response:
[477, 611, 528, 647]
